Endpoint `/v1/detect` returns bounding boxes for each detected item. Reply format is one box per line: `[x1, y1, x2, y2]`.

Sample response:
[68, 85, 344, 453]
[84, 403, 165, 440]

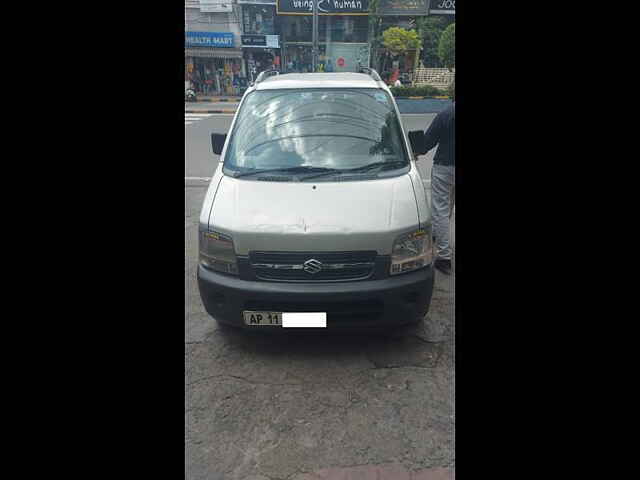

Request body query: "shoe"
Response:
[434, 258, 452, 275]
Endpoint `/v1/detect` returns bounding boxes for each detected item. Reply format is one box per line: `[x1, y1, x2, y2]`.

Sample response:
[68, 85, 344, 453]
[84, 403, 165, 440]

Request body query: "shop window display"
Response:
[283, 45, 322, 73]
[285, 16, 312, 43]
[282, 16, 367, 44]
[281, 15, 369, 74]
[189, 58, 243, 96]
[320, 16, 368, 43]
[246, 50, 279, 81]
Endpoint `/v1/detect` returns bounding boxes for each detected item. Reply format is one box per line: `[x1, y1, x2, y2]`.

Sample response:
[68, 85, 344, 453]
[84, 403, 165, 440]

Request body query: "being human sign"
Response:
[276, 0, 369, 15]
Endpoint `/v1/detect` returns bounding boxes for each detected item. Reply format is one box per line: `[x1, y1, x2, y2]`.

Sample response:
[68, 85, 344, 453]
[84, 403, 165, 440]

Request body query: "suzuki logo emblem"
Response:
[303, 259, 323, 274]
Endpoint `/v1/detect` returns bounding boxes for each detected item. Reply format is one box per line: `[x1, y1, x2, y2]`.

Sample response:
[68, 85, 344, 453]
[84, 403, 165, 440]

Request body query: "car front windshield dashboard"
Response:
[222, 88, 410, 181]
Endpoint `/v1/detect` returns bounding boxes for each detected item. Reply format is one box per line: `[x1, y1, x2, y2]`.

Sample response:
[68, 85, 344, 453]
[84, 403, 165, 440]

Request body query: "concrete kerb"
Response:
[187, 97, 241, 103]
[185, 110, 236, 114]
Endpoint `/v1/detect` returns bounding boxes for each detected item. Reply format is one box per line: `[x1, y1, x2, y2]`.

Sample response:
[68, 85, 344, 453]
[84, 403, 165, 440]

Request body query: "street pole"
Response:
[312, 0, 319, 72]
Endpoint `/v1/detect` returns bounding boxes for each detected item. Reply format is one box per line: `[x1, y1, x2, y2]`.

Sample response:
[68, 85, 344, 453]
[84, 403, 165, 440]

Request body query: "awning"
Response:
[185, 48, 243, 59]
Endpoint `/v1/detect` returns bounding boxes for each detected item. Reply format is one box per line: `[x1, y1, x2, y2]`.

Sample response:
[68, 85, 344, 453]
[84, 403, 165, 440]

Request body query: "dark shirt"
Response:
[424, 102, 455, 166]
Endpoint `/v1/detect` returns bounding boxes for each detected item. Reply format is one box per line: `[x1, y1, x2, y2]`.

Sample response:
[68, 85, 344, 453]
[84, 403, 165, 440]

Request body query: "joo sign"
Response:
[434, 0, 455, 9]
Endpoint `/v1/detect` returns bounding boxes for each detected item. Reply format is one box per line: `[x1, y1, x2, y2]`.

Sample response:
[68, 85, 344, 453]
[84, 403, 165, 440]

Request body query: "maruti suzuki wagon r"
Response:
[197, 69, 434, 331]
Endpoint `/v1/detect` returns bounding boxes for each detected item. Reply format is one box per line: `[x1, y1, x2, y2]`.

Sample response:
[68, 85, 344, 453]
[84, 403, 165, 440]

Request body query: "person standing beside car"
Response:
[422, 87, 455, 275]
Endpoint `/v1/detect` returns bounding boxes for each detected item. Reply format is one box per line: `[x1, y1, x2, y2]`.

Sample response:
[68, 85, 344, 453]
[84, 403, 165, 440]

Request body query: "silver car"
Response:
[198, 70, 434, 331]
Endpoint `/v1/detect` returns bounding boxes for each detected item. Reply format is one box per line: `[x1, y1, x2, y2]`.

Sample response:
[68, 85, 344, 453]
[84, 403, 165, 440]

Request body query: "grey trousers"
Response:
[431, 164, 455, 260]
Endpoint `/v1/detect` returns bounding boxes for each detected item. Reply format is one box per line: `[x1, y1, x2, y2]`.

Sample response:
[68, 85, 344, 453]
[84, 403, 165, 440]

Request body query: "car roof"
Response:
[254, 72, 386, 91]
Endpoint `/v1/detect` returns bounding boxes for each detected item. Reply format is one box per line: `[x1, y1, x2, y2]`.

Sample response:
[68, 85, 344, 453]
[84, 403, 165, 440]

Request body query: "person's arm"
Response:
[423, 111, 443, 153]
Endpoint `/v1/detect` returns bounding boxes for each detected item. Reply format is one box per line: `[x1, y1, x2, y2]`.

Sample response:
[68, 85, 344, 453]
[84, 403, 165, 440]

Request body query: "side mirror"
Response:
[408, 130, 426, 157]
[211, 133, 227, 156]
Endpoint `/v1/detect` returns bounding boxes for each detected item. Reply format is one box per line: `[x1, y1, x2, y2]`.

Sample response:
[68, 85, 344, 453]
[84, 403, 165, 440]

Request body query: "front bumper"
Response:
[197, 264, 434, 331]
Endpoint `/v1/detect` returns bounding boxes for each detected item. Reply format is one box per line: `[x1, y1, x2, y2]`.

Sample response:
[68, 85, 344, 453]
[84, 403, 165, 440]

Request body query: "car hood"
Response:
[208, 174, 419, 255]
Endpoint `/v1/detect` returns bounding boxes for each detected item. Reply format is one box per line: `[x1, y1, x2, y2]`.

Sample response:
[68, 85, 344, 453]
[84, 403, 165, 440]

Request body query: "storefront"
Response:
[241, 34, 281, 81]
[239, 1, 281, 80]
[185, 31, 246, 95]
[276, 0, 370, 73]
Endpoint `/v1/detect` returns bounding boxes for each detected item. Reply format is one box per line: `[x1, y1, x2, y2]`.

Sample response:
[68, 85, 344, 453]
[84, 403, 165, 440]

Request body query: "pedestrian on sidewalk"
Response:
[204, 68, 213, 96]
[422, 83, 455, 275]
[192, 69, 202, 94]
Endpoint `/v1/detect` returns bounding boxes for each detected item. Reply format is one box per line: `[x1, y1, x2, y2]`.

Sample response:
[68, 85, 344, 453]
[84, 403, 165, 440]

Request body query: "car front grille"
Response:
[249, 251, 377, 282]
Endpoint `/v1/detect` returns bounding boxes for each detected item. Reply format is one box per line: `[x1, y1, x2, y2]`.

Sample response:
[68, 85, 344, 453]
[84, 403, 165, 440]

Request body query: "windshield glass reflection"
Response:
[223, 88, 409, 174]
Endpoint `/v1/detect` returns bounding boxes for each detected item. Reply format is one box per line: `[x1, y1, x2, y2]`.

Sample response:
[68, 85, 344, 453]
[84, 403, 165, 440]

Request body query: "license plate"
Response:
[243, 311, 327, 327]
[243, 311, 282, 326]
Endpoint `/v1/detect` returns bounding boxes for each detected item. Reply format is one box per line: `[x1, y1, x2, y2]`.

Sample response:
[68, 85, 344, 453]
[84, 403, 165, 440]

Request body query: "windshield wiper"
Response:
[231, 166, 339, 178]
[343, 160, 408, 173]
[300, 160, 408, 181]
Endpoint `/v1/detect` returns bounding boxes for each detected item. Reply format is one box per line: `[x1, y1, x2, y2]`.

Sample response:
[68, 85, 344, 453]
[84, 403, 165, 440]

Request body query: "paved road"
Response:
[185, 112, 454, 479]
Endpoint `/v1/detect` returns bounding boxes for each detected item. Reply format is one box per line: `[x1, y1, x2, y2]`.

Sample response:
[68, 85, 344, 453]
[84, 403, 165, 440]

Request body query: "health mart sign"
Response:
[185, 32, 235, 48]
[276, 0, 369, 15]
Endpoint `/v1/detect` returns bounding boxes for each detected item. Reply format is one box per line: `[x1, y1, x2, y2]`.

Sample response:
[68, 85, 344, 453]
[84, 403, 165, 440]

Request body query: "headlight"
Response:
[390, 228, 433, 275]
[199, 230, 238, 275]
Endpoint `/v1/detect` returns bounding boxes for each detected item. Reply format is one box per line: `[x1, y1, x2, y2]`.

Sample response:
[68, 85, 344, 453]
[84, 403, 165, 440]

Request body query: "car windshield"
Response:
[223, 88, 409, 178]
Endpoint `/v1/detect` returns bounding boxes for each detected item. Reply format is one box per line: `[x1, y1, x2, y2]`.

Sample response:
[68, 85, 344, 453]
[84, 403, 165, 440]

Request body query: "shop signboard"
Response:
[429, 0, 455, 14]
[242, 35, 267, 47]
[276, 0, 369, 15]
[325, 43, 369, 72]
[377, 0, 429, 16]
[185, 32, 235, 48]
[199, 0, 233, 13]
[242, 34, 280, 48]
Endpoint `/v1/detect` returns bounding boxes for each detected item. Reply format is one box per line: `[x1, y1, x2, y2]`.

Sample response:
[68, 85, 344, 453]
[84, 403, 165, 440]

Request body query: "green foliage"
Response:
[416, 16, 447, 68]
[438, 23, 456, 69]
[367, 0, 383, 70]
[389, 85, 447, 97]
[382, 27, 422, 57]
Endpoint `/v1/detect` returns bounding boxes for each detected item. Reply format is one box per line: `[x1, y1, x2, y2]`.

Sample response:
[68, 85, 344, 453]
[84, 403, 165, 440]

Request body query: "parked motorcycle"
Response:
[185, 88, 197, 102]
[185, 80, 197, 102]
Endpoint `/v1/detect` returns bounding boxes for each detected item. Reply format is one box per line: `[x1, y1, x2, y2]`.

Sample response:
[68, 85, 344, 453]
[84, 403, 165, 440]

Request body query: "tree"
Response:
[416, 16, 446, 68]
[382, 27, 422, 77]
[382, 27, 422, 58]
[438, 23, 455, 70]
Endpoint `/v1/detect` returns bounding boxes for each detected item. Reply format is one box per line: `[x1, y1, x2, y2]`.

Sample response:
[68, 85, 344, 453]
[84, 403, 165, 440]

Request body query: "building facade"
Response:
[185, 0, 246, 95]
[238, 1, 281, 82]
[276, 0, 371, 73]
[185, 0, 374, 93]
